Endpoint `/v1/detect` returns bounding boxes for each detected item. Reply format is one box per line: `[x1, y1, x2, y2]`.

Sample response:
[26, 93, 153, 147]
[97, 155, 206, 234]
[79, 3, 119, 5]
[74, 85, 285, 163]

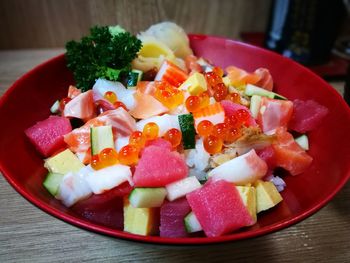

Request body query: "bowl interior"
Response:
[0, 35, 349, 244]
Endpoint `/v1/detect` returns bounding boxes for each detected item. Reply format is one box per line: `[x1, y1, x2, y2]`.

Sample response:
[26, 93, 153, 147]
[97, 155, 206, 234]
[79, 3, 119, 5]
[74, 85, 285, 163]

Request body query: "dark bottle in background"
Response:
[345, 63, 350, 105]
[265, 0, 347, 66]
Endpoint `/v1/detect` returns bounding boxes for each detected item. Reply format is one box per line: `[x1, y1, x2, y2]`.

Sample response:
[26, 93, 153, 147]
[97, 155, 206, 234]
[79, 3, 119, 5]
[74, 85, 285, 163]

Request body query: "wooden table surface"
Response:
[0, 50, 349, 263]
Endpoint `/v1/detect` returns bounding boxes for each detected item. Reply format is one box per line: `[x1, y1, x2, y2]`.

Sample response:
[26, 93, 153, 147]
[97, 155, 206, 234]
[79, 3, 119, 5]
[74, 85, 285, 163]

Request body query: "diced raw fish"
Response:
[67, 85, 81, 99]
[166, 176, 201, 201]
[129, 91, 168, 119]
[208, 149, 268, 185]
[56, 165, 93, 207]
[272, 127, 313, 175]
[64, 90, 95, 121]
[133, 146, 188, 187]
[25, 115, 72, 157]
[86, 164, 132, 194]
[186, 180, 254, 237]
[160, 197, 191, 237]
[64, 108, 136, 153]
[72, 182, 132, 230]
[257, 97, 293, 133]
[144, 138, 172, 151]
[289, 99, 329, 133]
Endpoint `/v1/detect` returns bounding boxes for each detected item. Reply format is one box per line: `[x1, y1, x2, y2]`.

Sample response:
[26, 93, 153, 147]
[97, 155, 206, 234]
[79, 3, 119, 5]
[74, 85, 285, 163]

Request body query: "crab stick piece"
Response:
[192, 102, 225, 128]
[155, 60, 188, 87]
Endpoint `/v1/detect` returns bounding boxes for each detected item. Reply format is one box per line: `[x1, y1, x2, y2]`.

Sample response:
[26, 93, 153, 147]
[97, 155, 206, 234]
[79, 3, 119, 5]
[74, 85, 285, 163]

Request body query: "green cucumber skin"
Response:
[245, 84, 286, 100]
[43, 172, 64, 196]
[128, 187, 167, 208]
[127, 70, 143, 87]
[178, 114, 196, 149]
[132, 69, 143, 82]
[90, 126, 114, 155]
[250, 95, 262, 119]
[295, 134, 309, 150]
[184, 211, 202, 233]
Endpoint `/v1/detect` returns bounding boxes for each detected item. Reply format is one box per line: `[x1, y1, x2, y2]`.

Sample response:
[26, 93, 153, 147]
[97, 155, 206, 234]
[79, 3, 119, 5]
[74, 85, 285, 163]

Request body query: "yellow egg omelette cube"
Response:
[44, 149, 84, 174]
[179, 72, 207, 95]
[123, 197, 159, 236]
[236, 185, 257, 224]
[254, 180, 283, 213]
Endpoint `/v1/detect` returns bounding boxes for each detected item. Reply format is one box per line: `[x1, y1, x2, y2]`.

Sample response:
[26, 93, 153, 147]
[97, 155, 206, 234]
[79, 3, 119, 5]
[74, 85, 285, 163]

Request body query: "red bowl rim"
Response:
[1, 34, 349, 245]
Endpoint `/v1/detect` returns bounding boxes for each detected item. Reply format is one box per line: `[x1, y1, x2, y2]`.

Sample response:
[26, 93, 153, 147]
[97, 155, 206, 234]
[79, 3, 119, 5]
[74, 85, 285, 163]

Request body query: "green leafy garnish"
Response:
[65, 25, 142, 91]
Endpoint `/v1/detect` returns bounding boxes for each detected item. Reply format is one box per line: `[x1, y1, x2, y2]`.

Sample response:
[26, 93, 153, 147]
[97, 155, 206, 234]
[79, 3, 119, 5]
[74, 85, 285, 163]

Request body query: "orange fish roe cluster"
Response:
[204, 67, 232, 102]
[118, 144, 139, 166]
[226, 92, 241, 104]
[129, 131, 146, 149]
[185, 92, 211, 113]
[143, 122, 159, 140]
[91, 147, 119, 170]
[198, 108, 251, 154]
[104, 91, 118, 104]
[163, 128, 182, 148]
[154, 81, 184, 110]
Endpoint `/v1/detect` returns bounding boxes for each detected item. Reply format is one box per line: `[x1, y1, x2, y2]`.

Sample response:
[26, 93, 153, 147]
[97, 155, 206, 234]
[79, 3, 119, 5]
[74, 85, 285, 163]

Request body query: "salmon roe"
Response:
[104, 91, 118, 104]
[203, 135, 223, 154]
[113, 101, 128, 111]
[225, 115, 240, 128]
[211, 123, 229, 139]
[212, 66, 224, 78]
[204, 71, 222, 88]
[163, 128, 182, 148]
[236, 109, 250, 123]
[143, 122, 159, 140]
[129, 131, 146, 149]
[213, 83, 228, 102]
[118, 144, 139, 166]
[197, 120, 214, 137]
[154, 82, 184, 110]
[91, 154, 104, 170]
[226, 92, 241, 104]
[225, 127, 242, 143]
[199, 92, 210, 108]
[99, 148, 119, 167]
[91, 148, 119, 170]
[185, 95, 201, 112]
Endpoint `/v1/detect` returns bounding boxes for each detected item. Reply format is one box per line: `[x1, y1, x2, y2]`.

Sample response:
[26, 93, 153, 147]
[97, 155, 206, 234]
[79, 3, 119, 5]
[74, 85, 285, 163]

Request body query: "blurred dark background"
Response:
[0, 0, 349, 81]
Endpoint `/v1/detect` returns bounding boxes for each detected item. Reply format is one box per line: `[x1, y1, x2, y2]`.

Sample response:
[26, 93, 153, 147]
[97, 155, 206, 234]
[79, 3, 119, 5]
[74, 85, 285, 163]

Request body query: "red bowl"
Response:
[1, 35, 350, 245]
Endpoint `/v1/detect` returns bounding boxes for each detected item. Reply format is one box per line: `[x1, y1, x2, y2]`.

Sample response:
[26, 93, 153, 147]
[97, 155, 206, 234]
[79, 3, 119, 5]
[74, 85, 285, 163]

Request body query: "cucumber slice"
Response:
[50, 100, 60, 114]
[245, 84, 287, 100]
[128, 188, 167, 208]
[178, 114, 196, 149]
[132, 69, 143, 82]
[184, 212, 202, 233]
[43, 172, 64, 196]
[250, 95, 262, 119]
[295, 134, 309, 150]
[127, 70, 143, 87]
[90, 125, 114, 155]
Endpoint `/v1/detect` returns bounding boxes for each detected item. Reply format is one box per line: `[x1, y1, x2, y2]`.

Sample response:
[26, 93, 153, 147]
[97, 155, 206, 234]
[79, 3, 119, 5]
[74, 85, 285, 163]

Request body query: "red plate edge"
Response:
[0, 34, 349, 245]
